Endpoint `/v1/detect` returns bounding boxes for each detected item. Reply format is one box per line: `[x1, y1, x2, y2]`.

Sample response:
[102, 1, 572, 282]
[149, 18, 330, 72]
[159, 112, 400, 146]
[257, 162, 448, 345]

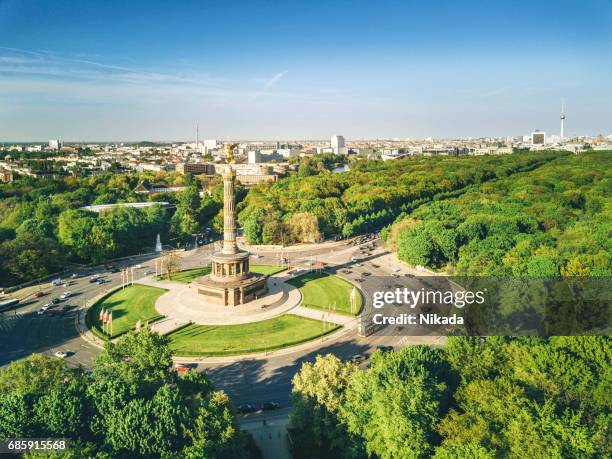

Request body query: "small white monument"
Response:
[155, 234, 162, 252]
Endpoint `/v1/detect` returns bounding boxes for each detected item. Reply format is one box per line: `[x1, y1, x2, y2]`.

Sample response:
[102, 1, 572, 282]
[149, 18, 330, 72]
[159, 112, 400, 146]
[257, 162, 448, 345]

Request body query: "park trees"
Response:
[290, 337, 611, 458]
[0, 331, 255, 458]
[290, 354, 363, 459]
[390, 151, 611, 276]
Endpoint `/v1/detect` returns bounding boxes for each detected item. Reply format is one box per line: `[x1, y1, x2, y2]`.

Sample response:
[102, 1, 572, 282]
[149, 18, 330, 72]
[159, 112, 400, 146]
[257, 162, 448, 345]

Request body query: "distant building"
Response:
[81, 202, 174, 213]
[247, 150, 261, 164]
[48, 139, 63, 150]
[531, 130, 546, 145]
[136, 163, 175, 173]
[0, 167, 13, 183]
[203, 139, 218, 149]
[135, 183, 187, 194]
[331, 135, 347, 154]
[176, 162, 216, 175]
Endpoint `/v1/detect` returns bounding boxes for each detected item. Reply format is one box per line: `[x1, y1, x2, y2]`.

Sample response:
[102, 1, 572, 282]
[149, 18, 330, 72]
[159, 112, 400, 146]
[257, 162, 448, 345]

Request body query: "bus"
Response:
[0, 298, 19, 312]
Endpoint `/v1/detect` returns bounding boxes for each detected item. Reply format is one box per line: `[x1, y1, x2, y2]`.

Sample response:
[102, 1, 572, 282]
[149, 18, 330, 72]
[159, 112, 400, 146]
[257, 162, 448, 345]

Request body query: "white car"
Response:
[51, 278, 62, 286]
[37, 308, 46, 315]
[135, 264, 143, 268]
[41, 303, 52, 311]
[54, 351, 68, 359]
[60, 291, 72, 299]
[351, 257, 358, 262]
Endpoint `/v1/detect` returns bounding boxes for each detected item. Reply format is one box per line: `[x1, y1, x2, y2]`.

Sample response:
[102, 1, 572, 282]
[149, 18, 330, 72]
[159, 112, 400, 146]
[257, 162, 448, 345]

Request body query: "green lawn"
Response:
[86, 284, 167, 338]
[157, 266, 211, 283]
[287, 271, 362, 316]
[251, 264, 287, 276]
[168, 315, 339, 356]
[157, 264, 285, 284]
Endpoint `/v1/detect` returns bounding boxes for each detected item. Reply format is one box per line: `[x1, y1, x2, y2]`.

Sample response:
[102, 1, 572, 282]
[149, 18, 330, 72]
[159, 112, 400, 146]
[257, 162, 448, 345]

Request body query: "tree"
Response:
[289, 212, 322, 243]
[0, 353, 68, 395]
[290, 355, 363, 458]
[161, 251, 182, 280]
[342, 347, 455, 459]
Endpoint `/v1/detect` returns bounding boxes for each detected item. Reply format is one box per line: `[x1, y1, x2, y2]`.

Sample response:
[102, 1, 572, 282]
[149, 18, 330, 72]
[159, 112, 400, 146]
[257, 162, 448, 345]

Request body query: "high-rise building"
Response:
[48, 139, 63, 150]
[331, 135, 346, 154]
[247, 150, 261, 164]
[531, 130, 546, 145]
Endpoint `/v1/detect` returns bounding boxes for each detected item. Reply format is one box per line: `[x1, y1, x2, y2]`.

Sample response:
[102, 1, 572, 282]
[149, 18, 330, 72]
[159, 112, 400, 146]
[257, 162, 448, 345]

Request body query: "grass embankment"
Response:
[86, 284, 167, 339]
[168, 315, 339, 356]
[156, 264, 286, 284]
[287, 271, 362, 316]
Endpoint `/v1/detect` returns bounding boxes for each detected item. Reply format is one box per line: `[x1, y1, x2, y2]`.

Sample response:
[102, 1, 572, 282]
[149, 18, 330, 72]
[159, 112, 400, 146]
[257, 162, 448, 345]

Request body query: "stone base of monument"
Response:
[192, 249, 268, 306]
[192, 272, 267, 306]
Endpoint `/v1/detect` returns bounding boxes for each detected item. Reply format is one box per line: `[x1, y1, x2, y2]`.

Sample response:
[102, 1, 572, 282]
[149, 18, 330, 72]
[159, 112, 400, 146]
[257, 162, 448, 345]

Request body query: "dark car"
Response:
[376, 345, 394, 352]
[51, 298, 61, 304]
[110, 267, 121, 273]
[237, 404, 257, 414]
[261, 402, 280, 411]
[34, 291, 46, 298]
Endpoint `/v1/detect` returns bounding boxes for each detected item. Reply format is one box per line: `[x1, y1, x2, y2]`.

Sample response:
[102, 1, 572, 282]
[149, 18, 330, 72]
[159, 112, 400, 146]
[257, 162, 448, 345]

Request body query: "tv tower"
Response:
[196, 124, 200, 153]
[560, 100, 566, 141]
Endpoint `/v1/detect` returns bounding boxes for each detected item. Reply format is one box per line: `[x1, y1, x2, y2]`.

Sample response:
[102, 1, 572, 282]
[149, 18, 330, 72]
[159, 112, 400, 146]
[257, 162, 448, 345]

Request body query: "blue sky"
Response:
[0, 0, 610, 141]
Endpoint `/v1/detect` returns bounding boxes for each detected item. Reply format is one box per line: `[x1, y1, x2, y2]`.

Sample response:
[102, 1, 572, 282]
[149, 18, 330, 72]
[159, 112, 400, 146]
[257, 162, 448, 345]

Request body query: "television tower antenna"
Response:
[196, 124, 199, 152]
[560, 99, 566, 141]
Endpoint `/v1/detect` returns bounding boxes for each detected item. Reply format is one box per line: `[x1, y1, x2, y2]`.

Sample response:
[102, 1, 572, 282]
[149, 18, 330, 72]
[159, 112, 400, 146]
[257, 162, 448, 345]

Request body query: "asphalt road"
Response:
[0, 239, 441, 411]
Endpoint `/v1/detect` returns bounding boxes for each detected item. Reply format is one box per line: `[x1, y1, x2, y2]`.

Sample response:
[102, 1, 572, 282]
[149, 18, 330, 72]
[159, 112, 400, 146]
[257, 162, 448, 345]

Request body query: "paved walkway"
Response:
[136, 271, 302, 325]
[290, 306, 357, 327]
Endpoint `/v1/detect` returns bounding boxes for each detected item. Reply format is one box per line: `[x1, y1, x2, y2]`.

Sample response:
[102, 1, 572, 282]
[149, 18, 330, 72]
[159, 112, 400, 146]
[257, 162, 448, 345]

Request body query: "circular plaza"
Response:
[86, 264, 362, 357]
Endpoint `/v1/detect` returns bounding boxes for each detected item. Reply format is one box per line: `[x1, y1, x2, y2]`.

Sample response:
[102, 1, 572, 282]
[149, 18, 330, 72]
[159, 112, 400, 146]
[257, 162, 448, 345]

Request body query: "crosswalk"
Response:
[0, 311, 27, 334]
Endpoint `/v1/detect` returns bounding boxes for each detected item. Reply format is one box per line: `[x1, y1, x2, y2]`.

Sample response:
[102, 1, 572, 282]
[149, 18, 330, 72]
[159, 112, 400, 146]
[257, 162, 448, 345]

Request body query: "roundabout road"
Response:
[0, 239, 442, 409]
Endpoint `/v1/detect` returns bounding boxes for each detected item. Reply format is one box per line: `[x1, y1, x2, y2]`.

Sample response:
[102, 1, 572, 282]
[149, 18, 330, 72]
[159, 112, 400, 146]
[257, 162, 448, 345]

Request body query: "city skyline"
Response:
[0, 0, 611, 141]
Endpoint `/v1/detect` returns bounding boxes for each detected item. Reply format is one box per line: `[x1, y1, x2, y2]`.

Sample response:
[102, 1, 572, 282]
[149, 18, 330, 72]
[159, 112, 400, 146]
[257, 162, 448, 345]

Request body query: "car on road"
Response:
[34, 291, 46, 298]
[237, 404, 257, 414]
[110, 267, 121, 273]
[135, 264, 143, 268]
[51, 278, 62, 287]
[54, 351, 68, 359]
[144, 270, 154, 275]
[60, 291, 72, 299]
[70, 273, 79, 279]
[174, 363, 197, 372]
[51, 297, 61, 304]
[350, 354, 367, 364]
[41, 303, 53, 311]
[362, 272, 371, 277]
[376, 345, 394, 352]
[37, 308, 46, 315]
[261, 402, 280, 411]
[95, 279, 106, 285]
